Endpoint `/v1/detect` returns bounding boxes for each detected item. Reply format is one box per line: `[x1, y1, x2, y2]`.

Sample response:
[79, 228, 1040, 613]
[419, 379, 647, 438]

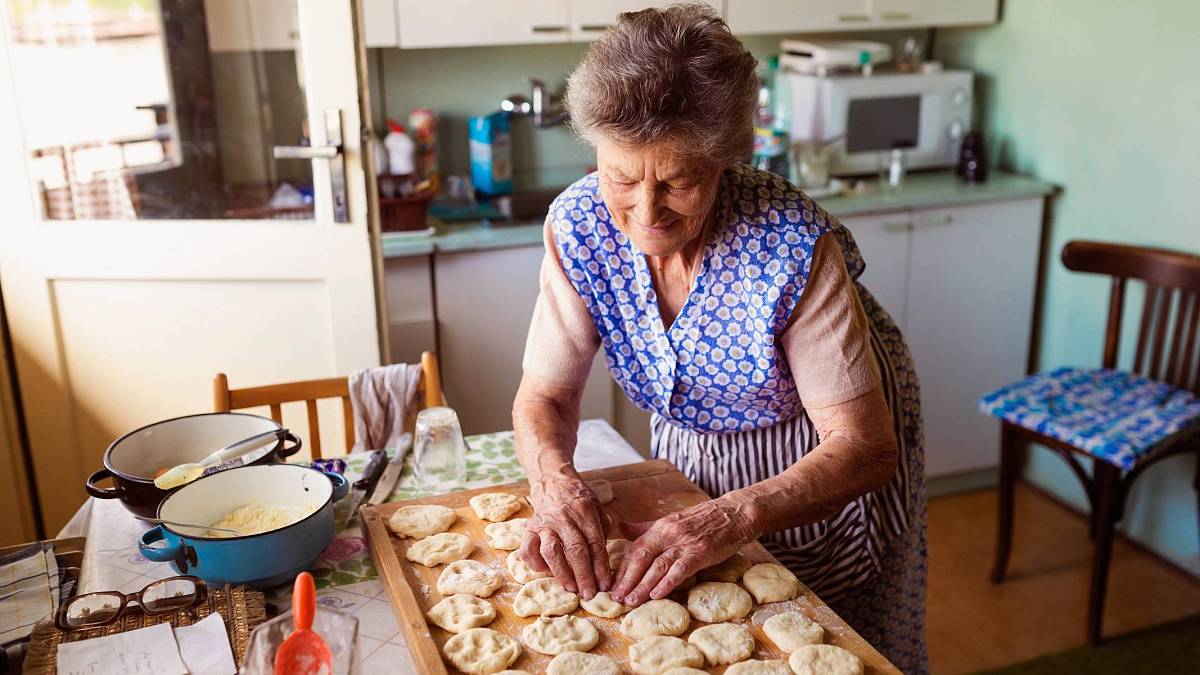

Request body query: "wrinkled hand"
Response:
[610, 498, 756, 607]
[521, 477, 611, 599]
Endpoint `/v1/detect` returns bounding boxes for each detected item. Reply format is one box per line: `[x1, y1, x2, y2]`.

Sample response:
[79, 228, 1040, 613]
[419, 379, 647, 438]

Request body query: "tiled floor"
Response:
[926, 484, 1200, 674]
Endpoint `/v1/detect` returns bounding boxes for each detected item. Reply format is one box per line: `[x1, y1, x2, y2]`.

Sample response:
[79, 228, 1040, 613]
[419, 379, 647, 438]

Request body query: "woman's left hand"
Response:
[609, 497, 757, 606]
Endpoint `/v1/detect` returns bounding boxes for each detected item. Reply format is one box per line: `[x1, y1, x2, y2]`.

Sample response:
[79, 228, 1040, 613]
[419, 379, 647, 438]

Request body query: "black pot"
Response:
[85, 412, 302, 519]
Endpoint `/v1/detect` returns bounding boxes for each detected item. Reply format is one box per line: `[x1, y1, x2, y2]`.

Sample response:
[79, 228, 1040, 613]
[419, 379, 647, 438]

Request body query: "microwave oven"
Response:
[784, 69, 973, 176]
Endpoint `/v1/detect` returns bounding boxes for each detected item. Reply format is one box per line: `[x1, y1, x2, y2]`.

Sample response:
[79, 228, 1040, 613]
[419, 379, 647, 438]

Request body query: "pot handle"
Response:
[139, 526, 182, 563]
[325, 472, 350, 502]
[274, 431, 303, 460]
[85, 468, 122, 499]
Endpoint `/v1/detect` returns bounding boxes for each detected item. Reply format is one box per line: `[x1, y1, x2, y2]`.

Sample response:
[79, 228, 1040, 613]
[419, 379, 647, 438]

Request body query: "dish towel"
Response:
[348, 363, 422, 452]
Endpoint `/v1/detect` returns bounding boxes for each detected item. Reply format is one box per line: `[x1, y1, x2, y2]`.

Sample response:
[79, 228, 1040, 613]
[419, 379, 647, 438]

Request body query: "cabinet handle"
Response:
[881, 221, 912, 233]
[579, 24, 613, 32]
[837, 14, 870, 22]
[881, 11, 912, 21]
[530, 25, 568, 33]
[913, 214, 955, 229]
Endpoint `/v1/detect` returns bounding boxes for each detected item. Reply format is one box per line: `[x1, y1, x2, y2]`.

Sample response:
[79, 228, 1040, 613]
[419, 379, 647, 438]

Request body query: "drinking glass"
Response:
[413, 407, 468, 487]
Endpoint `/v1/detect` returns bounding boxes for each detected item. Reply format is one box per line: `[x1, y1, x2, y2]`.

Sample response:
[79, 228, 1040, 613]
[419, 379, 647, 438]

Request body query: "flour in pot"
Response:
[207, 503, 318, 537]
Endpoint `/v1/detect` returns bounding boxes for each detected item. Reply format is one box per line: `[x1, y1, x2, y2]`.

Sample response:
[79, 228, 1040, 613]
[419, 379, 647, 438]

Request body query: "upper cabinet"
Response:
[728, 0, 997, 34]
[205, 0, 298, 52]
[570, 1, 722, 41]
[397, 0, 571, 49]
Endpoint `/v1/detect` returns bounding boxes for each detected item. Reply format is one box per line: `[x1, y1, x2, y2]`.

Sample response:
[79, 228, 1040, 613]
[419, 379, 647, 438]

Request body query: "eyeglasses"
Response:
[55, 575, 206, 630]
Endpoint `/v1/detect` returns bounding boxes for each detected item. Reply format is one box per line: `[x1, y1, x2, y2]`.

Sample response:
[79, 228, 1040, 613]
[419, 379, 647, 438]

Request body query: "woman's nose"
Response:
[632, 184, 661, 226]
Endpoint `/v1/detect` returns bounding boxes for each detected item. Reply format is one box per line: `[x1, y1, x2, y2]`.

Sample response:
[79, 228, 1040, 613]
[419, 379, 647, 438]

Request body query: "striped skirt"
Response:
[650, 284, 929, 673]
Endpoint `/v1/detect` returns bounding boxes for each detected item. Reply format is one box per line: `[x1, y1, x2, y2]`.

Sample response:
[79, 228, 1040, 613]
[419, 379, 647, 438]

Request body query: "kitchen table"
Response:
[59, 418, 642, 674]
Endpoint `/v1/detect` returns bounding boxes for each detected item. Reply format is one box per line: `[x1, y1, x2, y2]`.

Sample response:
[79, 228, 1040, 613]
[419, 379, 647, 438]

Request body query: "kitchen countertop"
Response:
[381, 170, 1056, 259]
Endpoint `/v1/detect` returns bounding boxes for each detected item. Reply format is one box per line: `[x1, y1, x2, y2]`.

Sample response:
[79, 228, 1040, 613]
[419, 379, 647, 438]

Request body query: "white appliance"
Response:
[779, 39, 892, 76]
[784, 68, 974, 176]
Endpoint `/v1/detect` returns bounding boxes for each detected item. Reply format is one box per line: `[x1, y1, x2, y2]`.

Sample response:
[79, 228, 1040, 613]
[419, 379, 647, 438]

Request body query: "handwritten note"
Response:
[57, 622, 187, 675]
[175, 614, 236, 675]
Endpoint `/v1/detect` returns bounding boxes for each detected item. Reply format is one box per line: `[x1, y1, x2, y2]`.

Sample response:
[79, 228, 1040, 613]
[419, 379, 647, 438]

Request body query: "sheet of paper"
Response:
[175, 613, 237, 675]
[56, 622, 187, 675]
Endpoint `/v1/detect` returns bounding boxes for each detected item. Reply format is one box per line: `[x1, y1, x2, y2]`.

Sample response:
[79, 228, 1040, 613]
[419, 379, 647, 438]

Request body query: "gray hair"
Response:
[566, 3, 759, 167]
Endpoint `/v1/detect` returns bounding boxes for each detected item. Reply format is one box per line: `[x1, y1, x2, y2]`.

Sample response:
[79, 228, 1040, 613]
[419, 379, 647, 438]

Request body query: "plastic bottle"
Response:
[751, 56, 789, 178]
[384, 120, 414, 176]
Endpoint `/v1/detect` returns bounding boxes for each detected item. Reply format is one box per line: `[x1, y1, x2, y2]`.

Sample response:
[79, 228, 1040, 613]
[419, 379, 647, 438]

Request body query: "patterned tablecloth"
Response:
[63, 419, 641, 674]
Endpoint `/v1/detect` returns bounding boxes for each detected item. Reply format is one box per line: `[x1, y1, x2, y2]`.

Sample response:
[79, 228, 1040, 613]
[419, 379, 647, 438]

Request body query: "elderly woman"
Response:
[512, 4, 927, 671]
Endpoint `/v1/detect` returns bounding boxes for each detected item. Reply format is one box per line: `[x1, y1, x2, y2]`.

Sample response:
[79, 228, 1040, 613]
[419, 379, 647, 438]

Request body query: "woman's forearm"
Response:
[717, 387, 898, 539]
[512, 374, 586, 501]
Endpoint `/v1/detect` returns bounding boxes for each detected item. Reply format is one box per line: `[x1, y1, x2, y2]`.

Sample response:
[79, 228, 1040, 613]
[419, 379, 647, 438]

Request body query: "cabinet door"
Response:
[871, 0, 998, 29]
[362, 0, 399, 48]
[905, 199, 1043, 477]
[840, 212, 912, 331]
[726, 0, 871, 34]
[398, 0, 570, 49]
[436, 247, 613, 436]
[384, 256, 437, 364]
[569, 1, 722, 41]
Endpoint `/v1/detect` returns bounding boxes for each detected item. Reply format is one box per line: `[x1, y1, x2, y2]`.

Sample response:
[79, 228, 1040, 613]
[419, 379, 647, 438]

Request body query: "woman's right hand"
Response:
[520, 477, 611, 600]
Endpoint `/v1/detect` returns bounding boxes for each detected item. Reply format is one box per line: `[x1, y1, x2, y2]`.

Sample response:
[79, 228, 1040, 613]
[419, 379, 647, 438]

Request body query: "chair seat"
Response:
[979, 367, 1200, 470]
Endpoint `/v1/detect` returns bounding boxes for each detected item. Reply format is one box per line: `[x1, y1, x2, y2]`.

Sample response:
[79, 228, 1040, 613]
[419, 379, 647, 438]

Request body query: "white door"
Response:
[0, 0, 381, 532]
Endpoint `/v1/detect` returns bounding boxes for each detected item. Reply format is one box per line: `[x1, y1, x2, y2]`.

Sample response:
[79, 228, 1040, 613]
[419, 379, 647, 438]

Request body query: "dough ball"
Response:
[405, 532, 473, 567]
[763, 610, 824, 652]
[506, 549, 551, 583]
[686, 581, 752, 622]
[512, 577, 579, 617]
[437, 559, 503, 597]
[469, 492, 524, 522]
[687, 622, 754, 665]
[606, 538, 631, 570]
[742, 563, 800, 604]
[547, 652, 619, 675]
[725, 659, 793, 674]
[495, 672, 532, 675]
[484, 518, 529, 551]
[628, 636, 704, 675]
[521, 615, 599, 655]
[788, 644, 863, 675]
[388, 504, 456, 538]
[587, 478, 614, 504]
[442, 627, 520, 674]
[579, 591, 631, 619]
[426, 594, 496, 633]
[697, 552, 751, 583]
[661, 669, 709, 675]
[620, 598, 690, 639]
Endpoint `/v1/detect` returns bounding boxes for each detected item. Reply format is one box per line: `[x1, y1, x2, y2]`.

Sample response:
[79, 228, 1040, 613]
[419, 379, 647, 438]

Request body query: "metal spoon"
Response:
[137, 517, 240, 536]
[153, 429, 284, 490]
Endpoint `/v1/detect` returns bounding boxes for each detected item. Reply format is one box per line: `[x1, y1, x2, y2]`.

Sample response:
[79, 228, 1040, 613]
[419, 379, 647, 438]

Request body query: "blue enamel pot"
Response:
[138, 464, 349, 588]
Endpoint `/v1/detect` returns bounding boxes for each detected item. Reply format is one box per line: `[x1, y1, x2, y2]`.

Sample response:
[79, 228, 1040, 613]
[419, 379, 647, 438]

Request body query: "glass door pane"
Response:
[4, 0, 314, 221]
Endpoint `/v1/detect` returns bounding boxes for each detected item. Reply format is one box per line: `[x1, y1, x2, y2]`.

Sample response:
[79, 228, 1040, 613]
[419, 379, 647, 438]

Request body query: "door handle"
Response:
[273, 108, 348, 223]
[881, 221, 912, 233]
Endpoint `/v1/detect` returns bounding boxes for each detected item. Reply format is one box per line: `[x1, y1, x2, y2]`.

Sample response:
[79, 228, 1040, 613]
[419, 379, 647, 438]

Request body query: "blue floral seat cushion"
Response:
[979, 367, 1200, 471]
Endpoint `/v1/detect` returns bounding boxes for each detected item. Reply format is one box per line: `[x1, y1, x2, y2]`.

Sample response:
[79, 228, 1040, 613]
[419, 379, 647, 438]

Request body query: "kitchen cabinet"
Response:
[383, 256, 437, 365]
[870, 0, 998, 29]
[206, 0, 398, 51]
[397, 0, 571, 49]
[434, 246, 614, 436]
[361, 0, 399, 48]
[840, 211, 911, 327]
[569, 1, 723, 41]
[726, 0, 998, 35]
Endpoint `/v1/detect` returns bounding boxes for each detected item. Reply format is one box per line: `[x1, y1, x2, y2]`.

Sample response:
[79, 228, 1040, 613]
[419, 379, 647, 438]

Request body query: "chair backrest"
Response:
[1062, 241, 1200, 392]
[212, 351, 444, 459]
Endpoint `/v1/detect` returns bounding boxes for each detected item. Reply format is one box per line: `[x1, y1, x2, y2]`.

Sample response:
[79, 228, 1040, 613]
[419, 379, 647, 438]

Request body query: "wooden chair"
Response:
[981, 240, 1200, 645]
[213, 351, 444, 459]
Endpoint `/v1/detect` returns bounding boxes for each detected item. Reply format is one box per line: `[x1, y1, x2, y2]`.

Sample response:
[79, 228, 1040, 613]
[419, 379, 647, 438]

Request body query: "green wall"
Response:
[937, 0, 1199, 573]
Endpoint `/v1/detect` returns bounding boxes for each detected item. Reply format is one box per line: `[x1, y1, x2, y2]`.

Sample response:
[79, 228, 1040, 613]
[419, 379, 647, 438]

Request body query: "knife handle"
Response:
[355, 450, 388, 491]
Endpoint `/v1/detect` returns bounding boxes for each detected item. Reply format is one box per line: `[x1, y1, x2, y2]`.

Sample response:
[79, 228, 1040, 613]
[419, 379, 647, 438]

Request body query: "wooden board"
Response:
[362, 460, 901, 674]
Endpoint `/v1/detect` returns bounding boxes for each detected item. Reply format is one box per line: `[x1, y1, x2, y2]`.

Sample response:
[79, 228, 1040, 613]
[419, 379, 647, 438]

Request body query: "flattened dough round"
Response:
[388, 504, 456, 538]
[725, 659, 793, 674]
[763, 610, 824, 652]
[661, 669, 708, 675]
[437, 559, 502, 597]
[512, 577, 578, 617]
[687, 581, 752, 622]
[496, 672, 532, 675]
[405, 532, 473, 567]
[469, 492, 524, 522]
[484, 518, 528, 551]
[698, 552, 752, 583]
[506, 549, 550, 583]
[629, 636, 704, 675]
[687, 622, 754, 665]
[587, 479, 614, 504]
[521, 615, 599, 655]
[620, 598, 690, 639]
[742, 563, 800, 604]
[426, 594, 496, 633]
[442, 627, 520, 674]
[606, 538, 631, 570]
[788, 645, 863, 675]
[579, 591, 630, 619]
[547, 652, 619, 675]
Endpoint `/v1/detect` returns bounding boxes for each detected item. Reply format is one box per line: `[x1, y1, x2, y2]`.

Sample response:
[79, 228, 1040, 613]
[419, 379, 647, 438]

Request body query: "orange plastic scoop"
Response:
[274, 572, 333, 675]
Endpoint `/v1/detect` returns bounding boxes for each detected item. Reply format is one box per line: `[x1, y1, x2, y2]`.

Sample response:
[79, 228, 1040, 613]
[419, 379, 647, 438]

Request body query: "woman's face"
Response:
[596, 142, 722, 258]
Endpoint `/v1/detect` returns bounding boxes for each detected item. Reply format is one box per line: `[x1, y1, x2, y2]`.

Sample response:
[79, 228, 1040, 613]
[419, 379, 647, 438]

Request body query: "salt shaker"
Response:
[886, 147, 907, 189]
